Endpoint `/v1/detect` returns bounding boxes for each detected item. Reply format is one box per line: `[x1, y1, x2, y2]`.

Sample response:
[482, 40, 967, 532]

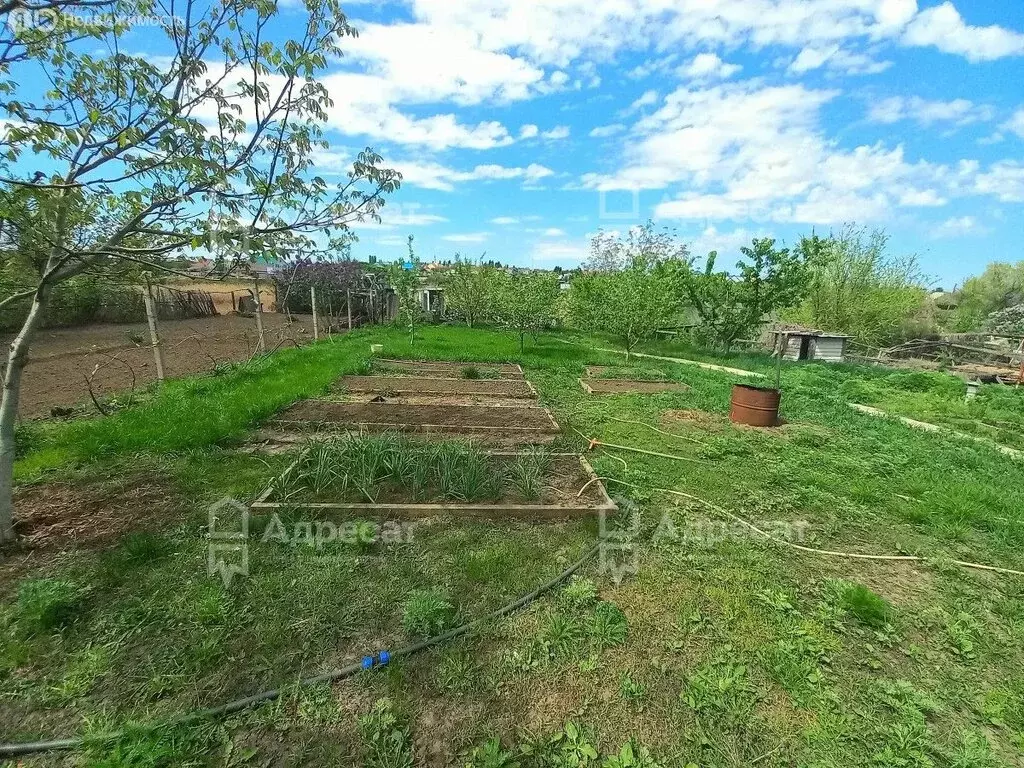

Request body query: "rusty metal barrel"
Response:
[729, 384, 781, 427]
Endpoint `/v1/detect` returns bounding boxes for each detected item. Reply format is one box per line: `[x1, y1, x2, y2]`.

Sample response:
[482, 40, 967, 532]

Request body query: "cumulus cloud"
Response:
[590, 123, 626, 137]
[867, 96, 995, 126]
[580, 80, 1017, 227]
[392, 161, 555, 191]
[1002, 108, 1024, 139]
[903, 2, 1024, 61]
[442, 232, 491, 243]
[678, 53, 741, 80]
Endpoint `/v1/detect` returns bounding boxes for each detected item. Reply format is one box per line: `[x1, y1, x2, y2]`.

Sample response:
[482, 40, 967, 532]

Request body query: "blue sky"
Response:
[289, 0, 1023, 288]
[13, 1, 1024, 287]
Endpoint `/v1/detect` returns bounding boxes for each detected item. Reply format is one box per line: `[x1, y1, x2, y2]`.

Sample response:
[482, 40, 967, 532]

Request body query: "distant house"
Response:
[768, 325, 849, 362]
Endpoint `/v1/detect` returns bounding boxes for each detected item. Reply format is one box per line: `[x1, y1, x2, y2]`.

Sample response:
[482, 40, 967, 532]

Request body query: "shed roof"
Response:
[769, 325, 850, 339]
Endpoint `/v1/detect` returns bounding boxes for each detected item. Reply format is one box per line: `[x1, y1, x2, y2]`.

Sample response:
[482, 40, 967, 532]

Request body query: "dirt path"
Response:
[5, 314, 320, 418]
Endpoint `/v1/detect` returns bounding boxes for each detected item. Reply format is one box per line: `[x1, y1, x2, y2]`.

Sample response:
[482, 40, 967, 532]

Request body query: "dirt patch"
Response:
[338, 375, 536, 399]
[9, 475, 181, 551]
[581, 379, 689, 394]
[584, 365, 668, 380]
[661, 409, 729, 432]
[8, 314, 318, 418]
[661, 408, 829, 437]
[373, 359, 525, 379]
[275, 401, 559, 433]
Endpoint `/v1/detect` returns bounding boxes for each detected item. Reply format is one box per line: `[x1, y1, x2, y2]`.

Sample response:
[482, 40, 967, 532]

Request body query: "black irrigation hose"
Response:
[0, 541, 603, 759]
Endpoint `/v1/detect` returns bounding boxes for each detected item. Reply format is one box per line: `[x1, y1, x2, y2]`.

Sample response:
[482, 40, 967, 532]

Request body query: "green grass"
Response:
[3, 324, 1024, 766]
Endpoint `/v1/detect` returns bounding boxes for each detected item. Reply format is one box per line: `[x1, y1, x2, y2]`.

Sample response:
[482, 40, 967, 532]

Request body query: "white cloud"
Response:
[352, 210, 449, 230]
[442, 232, 491, 243]
[973, 161, 1024, 202]
[867, 96, 994, 126]
[628, 89, 659, 112]
[541, 125, 571, 139]
[490, 216, 521, 225]
[903, 2, 1024, 61]
[931, 215, 984, 238]
[1002, 108, 1024, 139]
[582, 79, 1013, 227]
[787, 44, 891, 75]
[530, 240, 588, 264]
[590, 123, 626, 138]
[679, 53, 741, 80]
[393, 160, 555, 191]
[519, 124, 540, 139]
[529, 227, 567, 236]
[688, 226, 760, 257]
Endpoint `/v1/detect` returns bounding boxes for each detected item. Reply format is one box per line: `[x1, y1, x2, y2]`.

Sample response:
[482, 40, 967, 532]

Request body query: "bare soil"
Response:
[338, 375, 535, 398]
[581, 379, 689, 394]
[583, 365, 668, 380]
[0, 472, 183, 591]
[372, 359, 525, 379]
[274, 401, 559, 432]
[335, 393, 533, 408]
[6, 313, 317, 418]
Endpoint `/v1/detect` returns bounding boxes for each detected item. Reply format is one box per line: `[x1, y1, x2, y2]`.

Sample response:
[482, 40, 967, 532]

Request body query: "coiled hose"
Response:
[0, 541, 603, 758]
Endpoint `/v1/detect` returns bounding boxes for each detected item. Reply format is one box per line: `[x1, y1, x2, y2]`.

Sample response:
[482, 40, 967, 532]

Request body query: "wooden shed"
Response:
[769, 327, 849, 362]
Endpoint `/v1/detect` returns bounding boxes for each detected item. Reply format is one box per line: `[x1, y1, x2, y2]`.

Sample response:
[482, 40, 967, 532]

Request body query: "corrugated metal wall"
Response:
[811, 337, 846, 362]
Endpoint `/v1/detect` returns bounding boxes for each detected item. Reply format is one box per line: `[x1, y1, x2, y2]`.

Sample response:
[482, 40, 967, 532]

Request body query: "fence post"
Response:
[230, 291, 236, 312]
[311, 285, 319, 341]
[143, 275, 166, 383]
[346, 288, 352, 331]
[253, 273, 266, 354]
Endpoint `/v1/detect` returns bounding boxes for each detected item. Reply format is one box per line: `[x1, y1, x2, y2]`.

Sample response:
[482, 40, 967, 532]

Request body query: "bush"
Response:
[17, 579, 86, 633]
[402, 590, 457, 637]
[836, 581, 892, 628]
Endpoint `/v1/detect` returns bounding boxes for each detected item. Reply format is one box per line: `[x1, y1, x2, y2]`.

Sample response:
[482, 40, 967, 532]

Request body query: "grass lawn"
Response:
[2, 325, 1024, 767]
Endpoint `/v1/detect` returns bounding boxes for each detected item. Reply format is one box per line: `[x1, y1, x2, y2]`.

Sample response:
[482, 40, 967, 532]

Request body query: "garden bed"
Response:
[583, 365, 669, 381]
[337, 375, 537, 398]
[251, 437, 614, 518]
[273, 401, 560, 434]
[373, 359, 525, 379]
[579, 378, 690, 394]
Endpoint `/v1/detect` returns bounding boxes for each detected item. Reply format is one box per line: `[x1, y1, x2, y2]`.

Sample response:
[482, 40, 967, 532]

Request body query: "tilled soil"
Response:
[580, 379, 690, 394]
[275, 401, 559, 432]
[372, 359, 525, 379]
[337, 375, 535, 398]
[8, 314, 318, 418]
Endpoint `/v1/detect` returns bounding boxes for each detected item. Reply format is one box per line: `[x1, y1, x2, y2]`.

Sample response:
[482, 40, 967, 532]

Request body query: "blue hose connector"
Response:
[361, 655, 374, 670]
[378, 650, 390, 666]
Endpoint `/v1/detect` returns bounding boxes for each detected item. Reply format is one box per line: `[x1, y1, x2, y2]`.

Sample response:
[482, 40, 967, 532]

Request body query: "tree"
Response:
[583, 222, 689, 272]
[683, 238, 811, 350]
[439, 255, 495, 327]
[0, 0, 401, 543]
[491, 269, 560, 353]
[387, 236, 422, 343]
[784, 226, 930, 346]
[568, 227, 690, 359]
[953, 261, 1024, 331]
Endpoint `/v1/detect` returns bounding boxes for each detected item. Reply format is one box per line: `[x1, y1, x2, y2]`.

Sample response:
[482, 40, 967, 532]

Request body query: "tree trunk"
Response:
[519, 331, 525, 354]
[0, 286, 50, 544]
